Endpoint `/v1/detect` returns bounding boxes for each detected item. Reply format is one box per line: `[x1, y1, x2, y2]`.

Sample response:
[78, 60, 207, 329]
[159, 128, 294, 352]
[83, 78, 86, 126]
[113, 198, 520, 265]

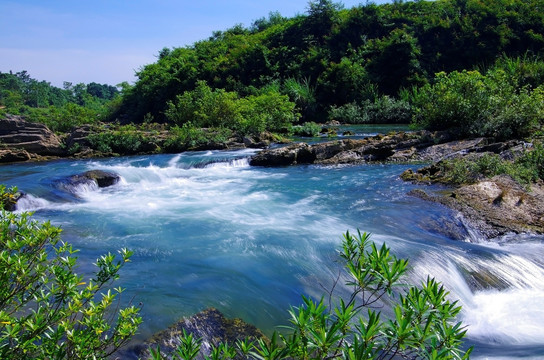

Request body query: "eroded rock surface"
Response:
[249, 131, 477, 166]
[0, 115, 64, 156]
[410, 175, 544, 238]
[134, 308, 265, 360]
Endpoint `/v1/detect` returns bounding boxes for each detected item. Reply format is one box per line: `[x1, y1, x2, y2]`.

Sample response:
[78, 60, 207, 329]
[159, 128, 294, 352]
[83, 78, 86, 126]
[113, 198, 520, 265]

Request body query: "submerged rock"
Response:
[134, 308, 266, 360]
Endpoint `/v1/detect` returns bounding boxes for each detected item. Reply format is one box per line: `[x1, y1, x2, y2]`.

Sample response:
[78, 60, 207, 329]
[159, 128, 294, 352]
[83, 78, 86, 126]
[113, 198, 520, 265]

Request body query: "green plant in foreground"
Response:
[150, 231, 472, 359]
[0, 186, 142, 359]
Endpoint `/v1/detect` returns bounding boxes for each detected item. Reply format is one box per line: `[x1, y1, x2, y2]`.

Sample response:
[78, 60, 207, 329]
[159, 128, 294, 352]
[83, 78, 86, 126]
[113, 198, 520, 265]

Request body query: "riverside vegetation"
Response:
[1, 0, 543, 159]
[0, 186, 471, 359]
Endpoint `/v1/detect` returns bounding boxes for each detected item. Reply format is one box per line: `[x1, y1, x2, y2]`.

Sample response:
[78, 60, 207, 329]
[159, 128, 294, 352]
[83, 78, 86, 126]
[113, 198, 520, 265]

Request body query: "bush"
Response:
[361, 96, 412, 124]
[292, 121, 322, 137]
[439, 143, 544, 185]
[329, 102, 365, 124]
[329, 96, 412, 124]
[163, 123, 234, 152]
[409, 58, 544, 140]
[0, 186, 142, 359]
[149, 231, 472, 360]
[165, 82, 298, 135]
[87, 125, 157, 154]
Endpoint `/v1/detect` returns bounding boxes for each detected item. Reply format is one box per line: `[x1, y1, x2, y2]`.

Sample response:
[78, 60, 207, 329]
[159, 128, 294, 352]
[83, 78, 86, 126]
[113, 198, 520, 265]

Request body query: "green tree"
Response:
[409, 57, 544, 139]
[0, 186, 142, 359]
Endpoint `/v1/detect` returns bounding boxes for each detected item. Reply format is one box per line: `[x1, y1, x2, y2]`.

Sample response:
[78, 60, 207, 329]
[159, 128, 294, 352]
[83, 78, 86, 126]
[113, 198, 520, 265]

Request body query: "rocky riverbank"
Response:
[249, 131, 544, 240]
[0, 115, 275, 163]
[2, 114, 542, 239]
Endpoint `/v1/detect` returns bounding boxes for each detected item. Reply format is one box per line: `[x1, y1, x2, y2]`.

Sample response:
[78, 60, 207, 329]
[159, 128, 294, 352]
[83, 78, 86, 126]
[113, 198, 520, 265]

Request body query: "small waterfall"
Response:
[14, 194, 50, 212]
[203, 158, 250, 169]
[413, 247, 544, 347]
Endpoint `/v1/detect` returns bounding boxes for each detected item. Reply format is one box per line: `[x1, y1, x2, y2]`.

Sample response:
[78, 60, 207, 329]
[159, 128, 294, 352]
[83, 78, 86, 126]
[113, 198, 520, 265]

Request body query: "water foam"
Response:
[15, 194, 51, 212]
[413, 249, 544, 346]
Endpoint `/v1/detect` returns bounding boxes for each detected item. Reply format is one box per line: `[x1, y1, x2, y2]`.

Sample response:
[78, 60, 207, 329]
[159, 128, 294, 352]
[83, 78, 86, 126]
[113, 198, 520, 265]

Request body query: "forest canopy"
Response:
[1, 0, 543, 140]
[117, 0, 544, 124]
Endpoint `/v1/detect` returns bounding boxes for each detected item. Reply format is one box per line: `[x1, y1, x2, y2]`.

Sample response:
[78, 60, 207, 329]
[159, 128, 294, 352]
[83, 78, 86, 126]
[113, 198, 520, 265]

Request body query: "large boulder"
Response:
[410, 175, 544, 238]
[134, 308, 266, 360]
[0, 149, 32, 163]
[0, 115, 64, 156]
[249, 142, 316, 166]
[68, 170, 120, 188]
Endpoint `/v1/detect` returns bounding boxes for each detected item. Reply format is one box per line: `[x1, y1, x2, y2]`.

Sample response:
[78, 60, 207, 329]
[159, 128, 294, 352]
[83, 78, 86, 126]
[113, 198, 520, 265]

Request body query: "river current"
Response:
[1, 143, 543, 358]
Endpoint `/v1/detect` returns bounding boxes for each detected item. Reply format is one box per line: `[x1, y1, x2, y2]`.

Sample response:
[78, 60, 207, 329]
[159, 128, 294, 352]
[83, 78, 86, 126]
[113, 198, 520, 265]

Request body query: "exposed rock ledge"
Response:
[132, 308, 265, 360]
[0, 114, 64, 160]
[249, 130, 490, 166]
[409, 176, 544, 239]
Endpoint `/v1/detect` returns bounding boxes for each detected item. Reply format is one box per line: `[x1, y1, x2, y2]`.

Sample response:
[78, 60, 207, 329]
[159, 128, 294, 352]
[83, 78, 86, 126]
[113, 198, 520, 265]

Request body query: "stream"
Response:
[1, 142, 543, 358]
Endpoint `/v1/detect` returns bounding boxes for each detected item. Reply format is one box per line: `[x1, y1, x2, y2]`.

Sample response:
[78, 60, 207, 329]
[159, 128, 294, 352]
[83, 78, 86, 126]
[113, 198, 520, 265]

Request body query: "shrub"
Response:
[361, 95, 412, 124]
[409, 58, 544, 140]
[239, 90, 298, 135]
[165, 82, 298, 135]
[149, 231, 472, 360]
[292, 121, 322, 137]
[439, 144, 544, 185]
[0, 186, 142, 359]
[87, 125, 157, 154]
[329, 96, 412, 124]
[163, 123, 234, 151]
[329, 102, 365, 124]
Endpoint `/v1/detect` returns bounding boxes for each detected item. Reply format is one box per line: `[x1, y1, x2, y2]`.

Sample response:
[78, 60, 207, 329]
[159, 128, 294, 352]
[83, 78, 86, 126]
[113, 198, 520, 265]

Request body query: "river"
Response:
[1, 139, 543, 358]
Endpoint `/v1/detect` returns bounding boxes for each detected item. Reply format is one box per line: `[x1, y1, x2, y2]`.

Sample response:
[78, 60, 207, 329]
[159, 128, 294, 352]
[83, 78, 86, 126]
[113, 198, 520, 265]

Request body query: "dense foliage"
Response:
[0, 71, 122, 133]
[0, 186, 142, 359]
[164, 81, 298, 135]
[2, 0, 544, 144]
[119, 0, 544, 125]
[149, 231, 471, 360]
[408, 56, 544, 139]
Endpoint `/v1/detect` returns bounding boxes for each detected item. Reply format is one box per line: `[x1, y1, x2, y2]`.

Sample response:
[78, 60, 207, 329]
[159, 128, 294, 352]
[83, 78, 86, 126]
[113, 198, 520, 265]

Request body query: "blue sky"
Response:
[0, 0, 391, 87]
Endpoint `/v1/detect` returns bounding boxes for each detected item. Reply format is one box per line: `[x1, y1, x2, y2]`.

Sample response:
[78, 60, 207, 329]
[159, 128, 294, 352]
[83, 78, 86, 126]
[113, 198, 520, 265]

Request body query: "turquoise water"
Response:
[1, 149, 543, 359]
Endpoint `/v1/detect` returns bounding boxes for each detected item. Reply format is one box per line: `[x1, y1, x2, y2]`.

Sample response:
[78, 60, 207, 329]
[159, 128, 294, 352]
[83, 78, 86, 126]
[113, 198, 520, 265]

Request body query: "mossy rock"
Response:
[136, 308, 266, 359]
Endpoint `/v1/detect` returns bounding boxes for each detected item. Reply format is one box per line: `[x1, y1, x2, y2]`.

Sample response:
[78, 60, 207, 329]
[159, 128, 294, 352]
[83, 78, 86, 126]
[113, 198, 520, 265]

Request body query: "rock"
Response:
[409, 175, 544, 239]
[1, 190, 26, 211]
[249, 131, 451, 167]
[0, 115, 64, 156]
[134, 308, 266, 360]
[73, 170, 120, 188]
[249, 142, 316, 166]
[411, 137, 489, 162]
[0, 149, 32, 163]
[65, 125, 94, 153]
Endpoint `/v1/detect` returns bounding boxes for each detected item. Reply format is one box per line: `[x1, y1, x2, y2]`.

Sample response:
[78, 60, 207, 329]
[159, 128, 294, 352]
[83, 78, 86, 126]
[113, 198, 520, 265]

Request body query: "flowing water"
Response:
[1, 147, 543, 359]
